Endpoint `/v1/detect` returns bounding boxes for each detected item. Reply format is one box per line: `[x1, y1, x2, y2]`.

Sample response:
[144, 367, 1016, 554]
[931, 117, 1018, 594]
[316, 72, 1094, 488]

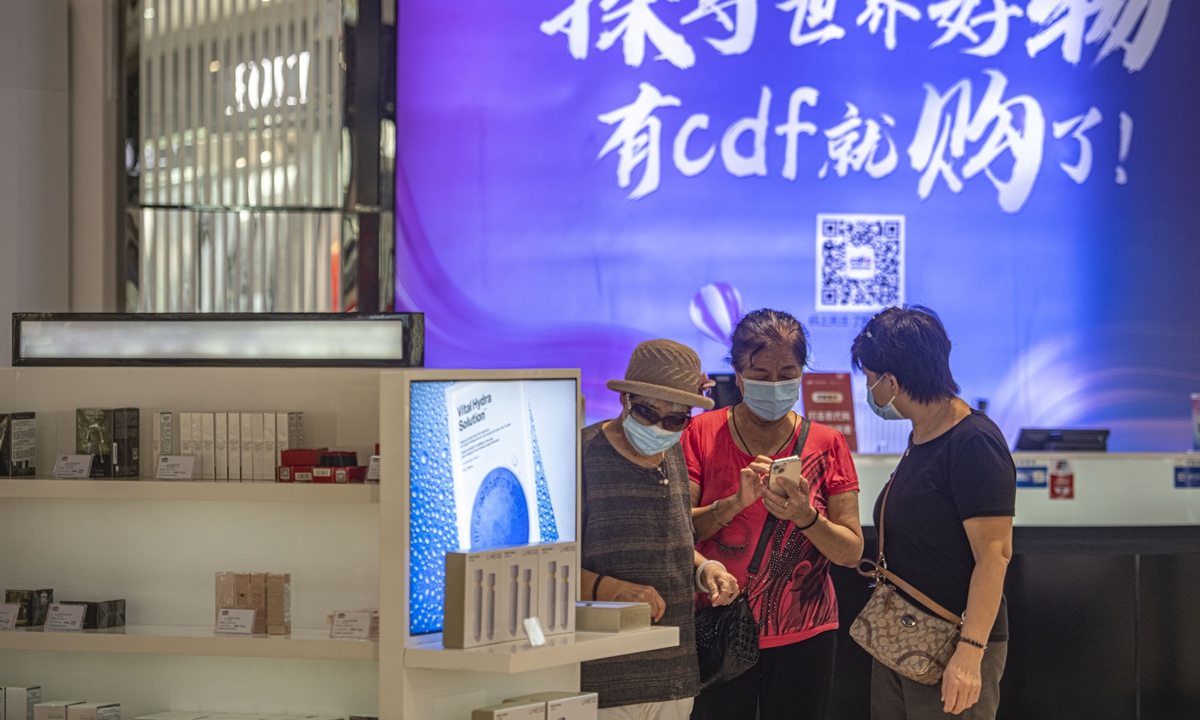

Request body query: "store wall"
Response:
[68, 0, 119, 314]
[0, 0, 71, 366]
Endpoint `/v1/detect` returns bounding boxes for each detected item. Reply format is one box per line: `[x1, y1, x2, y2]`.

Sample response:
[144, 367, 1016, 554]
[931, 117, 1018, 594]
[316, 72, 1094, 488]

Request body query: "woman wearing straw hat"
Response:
[580, 339, 740, 720]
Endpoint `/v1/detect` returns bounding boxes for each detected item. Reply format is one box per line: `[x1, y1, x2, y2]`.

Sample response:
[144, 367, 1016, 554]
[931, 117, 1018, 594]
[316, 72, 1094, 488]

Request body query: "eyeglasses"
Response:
[630, 403, 693, 432]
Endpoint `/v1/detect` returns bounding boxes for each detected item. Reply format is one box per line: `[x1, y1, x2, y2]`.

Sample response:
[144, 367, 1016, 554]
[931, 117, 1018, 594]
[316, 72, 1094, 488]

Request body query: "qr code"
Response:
[816, 214, 905, 312]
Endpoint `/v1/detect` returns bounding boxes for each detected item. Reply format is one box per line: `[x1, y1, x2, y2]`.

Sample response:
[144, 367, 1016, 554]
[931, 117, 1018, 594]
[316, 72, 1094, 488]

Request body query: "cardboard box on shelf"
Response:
[65, 703, 119, 720]
[76, 409, 113, 478]
[249, 573, 268, 634]
[574, 601, 652, 633]
[444, 549, 505, 649]
[58, 599, 126, 629]
[0, 412, 36, 477]
[503, 692, 599, 720]
[5, 686, 43, 720]
[472, 702, 545, 720]
[266, 573, 291, 636]
[5, 589, 53, 626]
[33, 701, 84, 720]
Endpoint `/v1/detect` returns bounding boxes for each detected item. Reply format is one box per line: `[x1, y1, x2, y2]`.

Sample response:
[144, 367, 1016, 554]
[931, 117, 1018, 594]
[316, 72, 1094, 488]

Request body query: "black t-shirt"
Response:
[872, 411, 1016, 643]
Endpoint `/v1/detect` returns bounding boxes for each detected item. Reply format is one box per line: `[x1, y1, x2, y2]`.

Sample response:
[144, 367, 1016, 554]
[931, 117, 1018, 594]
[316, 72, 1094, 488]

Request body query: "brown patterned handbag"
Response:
[849, 475, 964, 686]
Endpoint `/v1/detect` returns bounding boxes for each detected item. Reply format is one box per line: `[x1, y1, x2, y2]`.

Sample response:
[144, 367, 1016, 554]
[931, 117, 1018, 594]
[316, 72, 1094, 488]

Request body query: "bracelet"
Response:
[711, 498, 733, 528]
[592, 574, 605, 601]
[796, 508, 820, 532]
[958, 636, 987, 651]
[695, 560, 726, 594]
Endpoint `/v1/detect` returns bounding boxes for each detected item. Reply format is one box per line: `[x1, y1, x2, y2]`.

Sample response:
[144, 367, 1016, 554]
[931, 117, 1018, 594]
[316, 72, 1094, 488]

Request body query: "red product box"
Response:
[278, 465, 314, 483]
[310, 466, 368, 483]
[280, 448, 328, 466]
[337, 466, 368, 484]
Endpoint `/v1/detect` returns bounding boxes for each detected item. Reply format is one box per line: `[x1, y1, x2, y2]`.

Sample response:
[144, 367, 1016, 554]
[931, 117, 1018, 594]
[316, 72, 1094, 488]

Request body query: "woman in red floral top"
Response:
[685, 309, 864, 720]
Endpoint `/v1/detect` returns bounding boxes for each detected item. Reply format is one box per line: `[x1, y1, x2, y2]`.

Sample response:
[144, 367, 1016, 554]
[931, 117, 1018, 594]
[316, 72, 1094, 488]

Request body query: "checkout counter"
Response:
[831, 453, 1200, 720]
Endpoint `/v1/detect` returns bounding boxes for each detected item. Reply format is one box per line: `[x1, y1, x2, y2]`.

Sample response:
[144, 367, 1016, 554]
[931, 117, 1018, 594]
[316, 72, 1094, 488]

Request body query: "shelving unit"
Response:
[404, 627, 679, 674]
[0, 366, 674, 719]
[0, 479, 379, 504]
[0, 626, 378, 662]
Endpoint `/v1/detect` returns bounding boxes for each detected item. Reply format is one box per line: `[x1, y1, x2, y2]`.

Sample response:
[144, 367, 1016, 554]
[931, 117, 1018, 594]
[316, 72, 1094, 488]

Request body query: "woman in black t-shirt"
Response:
[851, 307, 1016, 720]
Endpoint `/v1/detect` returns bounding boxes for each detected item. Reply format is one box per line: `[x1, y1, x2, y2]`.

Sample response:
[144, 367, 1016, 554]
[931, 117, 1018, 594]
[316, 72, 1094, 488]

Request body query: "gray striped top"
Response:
[579, 422, 700, 708]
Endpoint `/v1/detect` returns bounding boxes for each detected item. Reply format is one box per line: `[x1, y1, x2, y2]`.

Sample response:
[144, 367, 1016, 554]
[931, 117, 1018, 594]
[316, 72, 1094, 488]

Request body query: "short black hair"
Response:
[728, 309, 810, 372]
[851, 306, 960, 404]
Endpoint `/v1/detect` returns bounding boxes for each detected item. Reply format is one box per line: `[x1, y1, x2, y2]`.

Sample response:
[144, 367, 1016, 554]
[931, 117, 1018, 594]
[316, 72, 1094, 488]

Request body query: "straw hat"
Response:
[607, 340, 715, 410]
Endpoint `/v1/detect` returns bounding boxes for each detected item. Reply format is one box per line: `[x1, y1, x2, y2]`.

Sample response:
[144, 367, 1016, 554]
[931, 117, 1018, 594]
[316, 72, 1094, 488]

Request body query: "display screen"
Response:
[408, 378, 577, 635]
[396, 1, 1200, 452]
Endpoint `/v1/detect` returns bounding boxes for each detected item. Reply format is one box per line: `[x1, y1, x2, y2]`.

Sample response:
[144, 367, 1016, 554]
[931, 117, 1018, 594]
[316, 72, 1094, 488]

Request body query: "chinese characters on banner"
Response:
[540, 0, 1171, 212]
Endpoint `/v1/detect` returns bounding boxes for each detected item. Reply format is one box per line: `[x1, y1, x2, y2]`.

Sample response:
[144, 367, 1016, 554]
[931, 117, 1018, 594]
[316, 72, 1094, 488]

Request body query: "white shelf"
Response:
[0, 625, 378, 661]
[403, 627, 680, 674]
[0, 479, 379, 504]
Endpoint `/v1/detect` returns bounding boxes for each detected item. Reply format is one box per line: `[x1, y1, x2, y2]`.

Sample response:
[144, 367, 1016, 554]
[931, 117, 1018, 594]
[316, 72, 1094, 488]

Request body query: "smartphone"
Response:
[768, 455, 803, 497]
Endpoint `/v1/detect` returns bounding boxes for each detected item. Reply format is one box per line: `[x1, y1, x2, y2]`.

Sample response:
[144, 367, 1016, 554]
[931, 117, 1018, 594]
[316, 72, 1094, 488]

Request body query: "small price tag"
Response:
[0, 603, 19, 630]
[367, 456, 381, 483]
[155, 455, 197, 480]
[44, 603, 87, 632]
[53, 455, 94, 479]
[523, 616, 547, 647]
[330, 611, 374, 640]
[214, 608, 256, 636]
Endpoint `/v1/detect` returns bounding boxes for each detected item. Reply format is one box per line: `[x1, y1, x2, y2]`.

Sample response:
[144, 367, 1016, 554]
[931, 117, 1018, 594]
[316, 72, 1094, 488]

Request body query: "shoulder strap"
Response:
[861, 453, 964, 627]
[747, 418, 811, 578]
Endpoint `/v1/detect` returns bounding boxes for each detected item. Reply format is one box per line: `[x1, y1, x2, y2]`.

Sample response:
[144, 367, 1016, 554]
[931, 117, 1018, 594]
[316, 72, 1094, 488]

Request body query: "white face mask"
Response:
[621, 411, 683, 455]
[740, 376, 802, 422]
[867, 375, 905, 420]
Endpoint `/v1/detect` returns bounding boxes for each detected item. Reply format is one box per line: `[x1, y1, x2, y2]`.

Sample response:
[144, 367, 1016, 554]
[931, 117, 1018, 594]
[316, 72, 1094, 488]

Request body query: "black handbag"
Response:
[694, 418, 811, 689]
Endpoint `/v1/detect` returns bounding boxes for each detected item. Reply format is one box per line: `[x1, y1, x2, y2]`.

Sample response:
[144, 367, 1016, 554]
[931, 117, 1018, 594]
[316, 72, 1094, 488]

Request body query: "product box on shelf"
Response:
[5, 589, 53, 626]
[250, 413, 266, 481]
[65, 703, 119, 720]
[266, 573, 291, 635]
[537, 543, 577, 637]
[497, 546, 540, 643]
[276, 465, 314, 483]
[199, 413, 215, 481]
[472, 701, 545, 720]
[76, 409, 113, 478]
[263, 413, 277, 479]
[239, 413, 254, 484]
[179, 413, 194, 463]
[275, 412, 290, 467]
[112, 408, 140, 478]
[309, 466, 367, 484]
[188, 413, 203, 475]
[133, 714, 208, 720]
[217, 571, 288, 634]
[5, 686, 43, 720]
[33, 701, 84, 720]
[59, 599, 126, 629]
[574, 601, 652, 633]
[249, 572, 268, 635]
[0, 412, 36, 477]
[152, 412, 173, 460]
[227, 413, 241, 481]
[444, 548, 505, 649]
[503, 692, 599, 720]
[280, 448, 327, 467]
[214, 413, 228, 481]
[215, 572, 236, 620]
